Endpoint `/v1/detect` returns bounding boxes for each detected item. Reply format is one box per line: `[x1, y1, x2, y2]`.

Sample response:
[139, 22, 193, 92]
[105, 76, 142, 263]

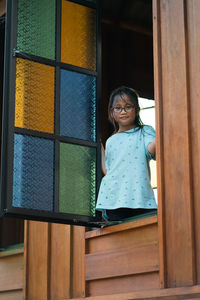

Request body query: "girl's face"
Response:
[111, 94, 138, 132]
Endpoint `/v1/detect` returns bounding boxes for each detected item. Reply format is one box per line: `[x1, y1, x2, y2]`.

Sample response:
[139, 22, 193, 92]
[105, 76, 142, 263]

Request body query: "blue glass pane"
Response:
[13, 134, 54, 211]
[60, 69, 96, 142]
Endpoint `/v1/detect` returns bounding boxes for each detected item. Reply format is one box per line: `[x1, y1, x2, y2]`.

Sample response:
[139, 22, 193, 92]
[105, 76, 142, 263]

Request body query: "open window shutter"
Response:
[0, 0, 102, 227]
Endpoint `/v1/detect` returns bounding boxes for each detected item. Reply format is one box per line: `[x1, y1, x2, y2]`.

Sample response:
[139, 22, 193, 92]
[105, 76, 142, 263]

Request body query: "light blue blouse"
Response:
[96, 125, 157, 211]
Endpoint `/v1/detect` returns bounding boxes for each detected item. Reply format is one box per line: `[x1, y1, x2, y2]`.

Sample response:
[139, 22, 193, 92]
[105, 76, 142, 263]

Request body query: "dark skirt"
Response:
[104, 208, 157, 221]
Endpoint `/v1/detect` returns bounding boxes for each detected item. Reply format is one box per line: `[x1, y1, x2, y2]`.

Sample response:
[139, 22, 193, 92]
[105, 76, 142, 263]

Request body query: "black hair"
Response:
[108, 86, 144, 133]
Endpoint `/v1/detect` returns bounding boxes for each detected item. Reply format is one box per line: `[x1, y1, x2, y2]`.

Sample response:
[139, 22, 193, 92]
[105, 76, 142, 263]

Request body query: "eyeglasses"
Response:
[112, 105, 135, 114]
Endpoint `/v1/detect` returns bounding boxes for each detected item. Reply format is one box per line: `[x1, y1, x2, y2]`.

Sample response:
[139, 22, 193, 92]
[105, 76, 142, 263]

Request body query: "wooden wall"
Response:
[1, 0, 200, 299]
[153, 0, 200, 288]
[24, 221, 85, 300]
[85, 216, 159, 297]
[0, 247, 24, 300]
[23, 218, 159, 299]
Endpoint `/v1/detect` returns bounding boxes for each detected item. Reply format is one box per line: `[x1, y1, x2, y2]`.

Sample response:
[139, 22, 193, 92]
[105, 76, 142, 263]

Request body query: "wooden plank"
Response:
[0, 253, 24, 292]
[87, 223, 158, 254]
[85, 215, 158, 239]
[186, 0, 200, 284]
[0, 290, 23, 300]
[50, 223, 72, 300]
[71, 226, 85, 298]
[152, 0, 166, 289]
[86, 272, 159, 297]
[0, 247, 24, 257]
[85, 242, 159, 281]
[72, 285, 200, 300]
[156, 0, 195, 287]
[23, 221, 28, 300]
[25, 221, 50, 300]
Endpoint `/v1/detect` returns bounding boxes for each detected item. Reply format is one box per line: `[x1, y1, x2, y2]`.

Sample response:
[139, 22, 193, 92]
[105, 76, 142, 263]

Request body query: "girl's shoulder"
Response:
[105, 132, 118, 145]
[141, 125, 155, 135]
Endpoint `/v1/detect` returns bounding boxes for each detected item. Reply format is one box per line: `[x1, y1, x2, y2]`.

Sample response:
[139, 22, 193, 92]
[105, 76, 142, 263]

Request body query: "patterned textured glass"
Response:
[15, 58, 55, 134]
[13, 134, 54, 211]
[60, 69, 96, 141]
[17, 0, 56, 60]
[59, 143, 96, 217]
[61, 0, 96, 70]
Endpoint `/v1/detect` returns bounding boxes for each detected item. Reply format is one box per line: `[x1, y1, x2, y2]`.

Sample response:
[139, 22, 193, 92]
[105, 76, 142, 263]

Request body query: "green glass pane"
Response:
[59, 143, 96, 217]
[17, 0, 56, 60]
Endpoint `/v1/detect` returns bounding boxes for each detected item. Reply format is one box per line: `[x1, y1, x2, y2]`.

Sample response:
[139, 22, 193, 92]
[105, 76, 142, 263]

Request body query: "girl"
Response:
[96, 86, 157, 221]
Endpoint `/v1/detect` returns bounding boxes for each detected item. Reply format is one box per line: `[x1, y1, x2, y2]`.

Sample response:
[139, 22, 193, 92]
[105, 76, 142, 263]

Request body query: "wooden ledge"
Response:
[71, 285, 200, 300]
[85, 215, 157, 239]
[0, 247, 24, 258]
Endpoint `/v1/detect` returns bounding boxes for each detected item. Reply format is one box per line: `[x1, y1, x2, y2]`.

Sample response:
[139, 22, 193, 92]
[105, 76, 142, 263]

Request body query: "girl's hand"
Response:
[147, 138, 156, 156]
[101, 143, 107, 175]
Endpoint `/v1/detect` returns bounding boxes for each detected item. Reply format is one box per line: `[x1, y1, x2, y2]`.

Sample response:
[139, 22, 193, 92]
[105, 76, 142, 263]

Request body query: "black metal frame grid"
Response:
[0, 0, 102, 226]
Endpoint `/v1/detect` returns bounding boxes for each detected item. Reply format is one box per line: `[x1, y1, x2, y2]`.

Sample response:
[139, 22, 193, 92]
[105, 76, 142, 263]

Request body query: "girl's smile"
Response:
[111, 94, 138, 132]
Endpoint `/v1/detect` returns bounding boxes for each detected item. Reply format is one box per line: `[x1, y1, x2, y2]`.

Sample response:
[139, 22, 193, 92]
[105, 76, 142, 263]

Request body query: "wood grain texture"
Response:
[0, 290, 23, 300]
[86, 242, 159, 281]
[72, 285, 200, 300]
[50, 223, 72, 300]
[25, 221, 50, 300]
[71, 226, 86, 298]
[154, 0, 195, 287]
[86, 223, 158, 254]
[86, 272, 159, 297]
[153, 0, 166, 289]
[186, 0, 200, 284]
[0, 253, 24, 292]
[85, 215, 158, 239]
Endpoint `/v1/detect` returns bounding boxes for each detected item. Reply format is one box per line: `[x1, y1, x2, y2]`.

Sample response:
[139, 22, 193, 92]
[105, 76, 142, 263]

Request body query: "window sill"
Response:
[0, 243, 24, 257]
[85, 214, 158, 239]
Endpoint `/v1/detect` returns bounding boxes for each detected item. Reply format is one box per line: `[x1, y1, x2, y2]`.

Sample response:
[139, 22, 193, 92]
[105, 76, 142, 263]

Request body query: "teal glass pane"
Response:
[60, 69, 96, 142]
[17, 0, 56, 60]
[13, 134, 54, 211]
[59, 143, 96, 217]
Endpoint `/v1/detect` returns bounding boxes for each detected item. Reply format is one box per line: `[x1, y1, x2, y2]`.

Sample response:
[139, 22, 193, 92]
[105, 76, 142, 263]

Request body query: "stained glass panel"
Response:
[17, 0, 56, 60]
[15, 58, 55, 134]
[13, 134, 54, 211]
[60, 69, 96, 141]
[59, 143, 96, 217]
[61, 0, 96, 70]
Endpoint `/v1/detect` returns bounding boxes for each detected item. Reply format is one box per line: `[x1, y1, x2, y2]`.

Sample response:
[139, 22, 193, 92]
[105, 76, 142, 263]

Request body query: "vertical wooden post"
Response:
[50, 223, 72, 300]
[153, 0, 196, 288]
[24, 221, 51, 300]
[186, 0, 200, 285]
[24, 221, 85, 299]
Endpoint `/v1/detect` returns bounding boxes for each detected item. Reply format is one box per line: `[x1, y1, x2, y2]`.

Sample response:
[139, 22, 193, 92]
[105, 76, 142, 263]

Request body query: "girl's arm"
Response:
[101, 143, 107, 175]
[147, 138, 156, 156]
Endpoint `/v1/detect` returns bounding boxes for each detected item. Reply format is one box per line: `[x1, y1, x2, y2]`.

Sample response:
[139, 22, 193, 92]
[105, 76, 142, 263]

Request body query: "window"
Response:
[1, 0, 102, 227]
[1, 0, 157, 227]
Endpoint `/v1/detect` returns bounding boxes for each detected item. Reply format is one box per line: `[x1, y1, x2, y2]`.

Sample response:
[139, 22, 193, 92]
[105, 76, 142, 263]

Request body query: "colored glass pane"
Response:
[60, 69, 96, 141]
[13, 134, 54, 211]
[59, 143, 96, 217]
[61, 0, 96, 70]
[15, 58, 55, 134]
[17, 0, 56, 60]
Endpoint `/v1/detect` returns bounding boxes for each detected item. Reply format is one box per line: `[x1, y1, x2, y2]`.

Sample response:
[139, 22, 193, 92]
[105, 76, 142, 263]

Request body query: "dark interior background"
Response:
[101, 0, 153, 143]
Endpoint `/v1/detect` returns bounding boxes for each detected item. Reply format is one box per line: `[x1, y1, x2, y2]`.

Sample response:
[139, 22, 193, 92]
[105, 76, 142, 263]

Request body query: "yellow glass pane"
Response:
[15, 58, 54, 133]
[61, 0, 96, 70]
